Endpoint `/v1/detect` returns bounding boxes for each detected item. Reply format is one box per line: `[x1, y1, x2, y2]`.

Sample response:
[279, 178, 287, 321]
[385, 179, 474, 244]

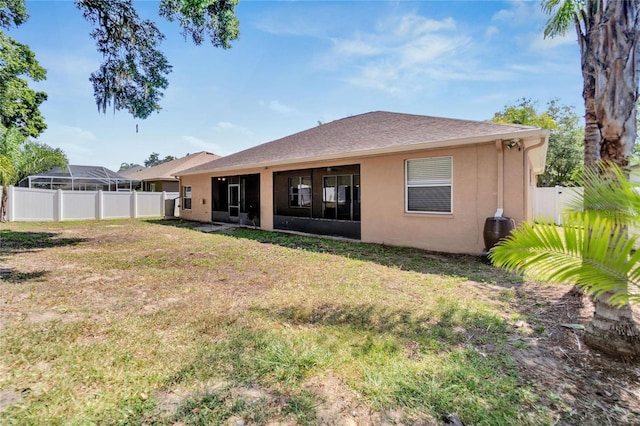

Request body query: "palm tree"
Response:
[0, 126, 23, 221]
[491, 164, 640, 360]
[0, 125, 67, 221]
[537, 0, 640, 358]
[544, 0, 639, 169]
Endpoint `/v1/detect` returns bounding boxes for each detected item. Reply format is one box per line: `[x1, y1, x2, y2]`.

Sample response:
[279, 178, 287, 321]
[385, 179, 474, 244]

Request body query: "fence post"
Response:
[162, 191, 167, 217]
[56, 189, 63, 221]
[554, 186, 562, 226]
[7, 185, 14, 222]
[131, 191, 138, 218]
[97, 190, 104, 220]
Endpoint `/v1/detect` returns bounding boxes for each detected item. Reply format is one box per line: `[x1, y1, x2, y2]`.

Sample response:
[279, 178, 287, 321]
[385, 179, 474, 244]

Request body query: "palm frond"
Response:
[543, 0, 584, 38]
[490, 213, 640, 307]
[565, 162, 640, 227]
[0, 155, 17, 185]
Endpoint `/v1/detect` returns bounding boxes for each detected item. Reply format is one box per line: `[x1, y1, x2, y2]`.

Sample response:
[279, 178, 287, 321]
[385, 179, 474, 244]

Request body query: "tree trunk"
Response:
[0, 183, 7, 222]
[579, 0, 640, 360]
[593, 0, 639, 168]
[584, 292, 640, 362]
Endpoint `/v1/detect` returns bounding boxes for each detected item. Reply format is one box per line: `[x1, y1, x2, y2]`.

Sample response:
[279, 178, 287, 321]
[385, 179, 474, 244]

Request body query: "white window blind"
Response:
[406, 157, 452, 213]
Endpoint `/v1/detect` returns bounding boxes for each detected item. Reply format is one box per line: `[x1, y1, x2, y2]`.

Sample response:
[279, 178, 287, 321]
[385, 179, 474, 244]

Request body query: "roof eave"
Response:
[176, 128, 549, 176]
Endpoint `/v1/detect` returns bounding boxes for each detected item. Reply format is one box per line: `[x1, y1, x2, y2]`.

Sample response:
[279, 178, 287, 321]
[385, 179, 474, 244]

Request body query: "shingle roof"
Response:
[126, 151, 220, 181]
[117, 165, 146, 177]
[178, 111, 545, 176]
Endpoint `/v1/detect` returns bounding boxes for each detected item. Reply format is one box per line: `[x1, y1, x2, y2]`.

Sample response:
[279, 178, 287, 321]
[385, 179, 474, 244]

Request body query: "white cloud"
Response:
[332, 37, 381, 57]
[214, 122, 253, 135]
[258, 100, 299, 115]
[36, 124, 96, 164]
[485, 26, 499, 38]
[491, 0, 576, 51]
[181, 135, 224, 154]
[491, 0, 545, 27]
[321, 13, 506, 94]
[394, 15, 456, 37]
[530, 31, 577, 50]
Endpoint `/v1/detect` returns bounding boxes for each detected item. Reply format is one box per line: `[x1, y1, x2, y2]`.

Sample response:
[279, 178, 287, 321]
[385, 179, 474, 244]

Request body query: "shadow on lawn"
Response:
[231, 228, 524, 285]
[253, 300, 507, 343]
[0, 230, 86, 253]
[148, 219, 523, 285]
[0, 268, 49, 284]
[0, 230, 86, 284]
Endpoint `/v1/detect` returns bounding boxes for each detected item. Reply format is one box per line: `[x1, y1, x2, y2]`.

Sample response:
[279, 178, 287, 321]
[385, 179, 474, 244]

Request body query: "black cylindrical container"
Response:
[483, 217, 515, 252]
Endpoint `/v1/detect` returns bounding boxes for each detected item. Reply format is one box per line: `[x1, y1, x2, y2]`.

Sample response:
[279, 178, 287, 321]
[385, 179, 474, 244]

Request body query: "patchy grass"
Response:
[0, 219, 638, 425]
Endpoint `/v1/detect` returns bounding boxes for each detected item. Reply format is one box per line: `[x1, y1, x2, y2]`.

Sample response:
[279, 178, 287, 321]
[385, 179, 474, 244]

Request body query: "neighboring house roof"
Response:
[127, 151, 220, 182]
[28, 165, 130, 181]
[118, 165, 146, 177]
[178, 111, 548, 176]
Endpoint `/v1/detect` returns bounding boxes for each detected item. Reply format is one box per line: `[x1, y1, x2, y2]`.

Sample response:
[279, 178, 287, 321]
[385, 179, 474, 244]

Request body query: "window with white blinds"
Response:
[405, 156, 452, 213]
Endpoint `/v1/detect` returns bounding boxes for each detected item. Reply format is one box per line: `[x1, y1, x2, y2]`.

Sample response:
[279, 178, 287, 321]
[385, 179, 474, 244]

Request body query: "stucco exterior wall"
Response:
[359, 143, 525, 254]
[178, 141, 533, 254]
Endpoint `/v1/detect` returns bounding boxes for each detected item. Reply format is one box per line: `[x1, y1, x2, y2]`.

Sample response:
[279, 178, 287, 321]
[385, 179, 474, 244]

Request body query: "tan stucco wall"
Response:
[179, 174, 211, 222]
[178, 141, 534, 254]
[359, 143, 525, 254]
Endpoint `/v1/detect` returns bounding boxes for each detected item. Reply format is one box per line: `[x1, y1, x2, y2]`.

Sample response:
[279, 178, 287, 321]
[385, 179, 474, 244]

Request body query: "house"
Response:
[19, 165, 135, 191]
[124, 151, 220, 192]
[118, 164, 146, 176]
[176, 111, 549, 254]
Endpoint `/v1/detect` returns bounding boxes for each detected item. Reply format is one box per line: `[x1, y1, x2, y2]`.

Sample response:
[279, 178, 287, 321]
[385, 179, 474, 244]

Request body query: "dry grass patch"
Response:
[1, 219, 638, 425]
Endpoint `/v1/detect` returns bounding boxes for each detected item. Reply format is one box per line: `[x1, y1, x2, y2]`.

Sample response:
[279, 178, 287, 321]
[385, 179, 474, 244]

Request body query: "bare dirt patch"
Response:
[509, 283, 640, 425]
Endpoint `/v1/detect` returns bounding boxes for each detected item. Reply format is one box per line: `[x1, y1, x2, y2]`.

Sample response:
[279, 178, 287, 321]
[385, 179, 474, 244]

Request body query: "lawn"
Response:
[0, 219, 638, 425]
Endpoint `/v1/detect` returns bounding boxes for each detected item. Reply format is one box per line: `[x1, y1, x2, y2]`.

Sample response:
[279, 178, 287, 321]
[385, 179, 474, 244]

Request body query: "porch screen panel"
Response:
[406, 157, 452, 213]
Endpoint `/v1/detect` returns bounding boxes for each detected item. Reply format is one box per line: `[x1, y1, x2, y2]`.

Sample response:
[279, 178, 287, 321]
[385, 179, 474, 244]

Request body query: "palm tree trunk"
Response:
[576, 4, 600, 169]
[577, 0, 640, 360]
[584, 294, 640, 361]
[0, 183, 7, 222]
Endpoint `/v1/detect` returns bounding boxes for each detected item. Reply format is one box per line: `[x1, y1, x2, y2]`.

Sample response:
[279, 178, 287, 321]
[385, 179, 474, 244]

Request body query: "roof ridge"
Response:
[176, 111, 547, 176]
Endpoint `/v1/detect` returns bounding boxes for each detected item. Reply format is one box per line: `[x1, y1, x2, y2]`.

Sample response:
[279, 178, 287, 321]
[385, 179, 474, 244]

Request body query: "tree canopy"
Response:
[491, 98, 556, 129]
[75, 0, 239, 119]
[491, 98, 584, 187]
[0, 0, 241, 136]
[0, 7, 47, 137]
[0, 0, 28, 29]
[144, 152, 176, 167]
[0, 125, 67, 221]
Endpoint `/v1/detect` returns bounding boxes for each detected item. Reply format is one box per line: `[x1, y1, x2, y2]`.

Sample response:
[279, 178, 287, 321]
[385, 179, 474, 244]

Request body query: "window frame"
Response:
[183, 185, 192, 210]
[288, 176, 312, 208]
[405, 156, 453, 215]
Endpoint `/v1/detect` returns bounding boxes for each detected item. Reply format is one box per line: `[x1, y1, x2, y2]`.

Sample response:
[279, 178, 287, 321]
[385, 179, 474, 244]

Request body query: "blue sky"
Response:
[13, 0, 582, 172]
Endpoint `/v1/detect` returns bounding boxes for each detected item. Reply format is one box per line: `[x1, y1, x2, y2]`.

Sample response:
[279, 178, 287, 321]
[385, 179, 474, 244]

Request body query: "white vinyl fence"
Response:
[3, 186, 179, 222]
[533, 186, 583, 225]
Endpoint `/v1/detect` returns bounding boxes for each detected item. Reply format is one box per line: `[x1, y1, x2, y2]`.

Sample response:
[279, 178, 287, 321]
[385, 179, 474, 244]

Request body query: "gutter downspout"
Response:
[495, 139, 504, 217]
[523, 137, 547, 222]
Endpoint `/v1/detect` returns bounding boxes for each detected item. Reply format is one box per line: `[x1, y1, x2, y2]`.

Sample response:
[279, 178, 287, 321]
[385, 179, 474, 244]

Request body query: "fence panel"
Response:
[6, 186, 178, 222]
[103, 192, 135, 219]
[63, 191, 98, 220]
[534, 186, 583, 225]
[137, 192, 162, 217]
[11, 187, 57, 221]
